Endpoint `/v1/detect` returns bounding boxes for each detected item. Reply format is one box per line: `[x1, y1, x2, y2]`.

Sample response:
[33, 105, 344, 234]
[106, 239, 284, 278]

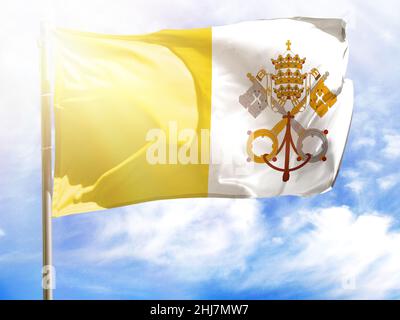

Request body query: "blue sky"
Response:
[1, 0, 400, 299]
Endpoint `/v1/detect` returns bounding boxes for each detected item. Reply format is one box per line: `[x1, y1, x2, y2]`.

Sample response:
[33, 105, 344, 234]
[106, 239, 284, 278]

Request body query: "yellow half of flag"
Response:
[53, 28, 212, 216]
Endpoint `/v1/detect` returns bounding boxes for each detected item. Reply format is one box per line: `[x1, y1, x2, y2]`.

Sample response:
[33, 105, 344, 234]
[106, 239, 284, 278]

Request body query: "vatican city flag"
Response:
[51, 18, 353, 217]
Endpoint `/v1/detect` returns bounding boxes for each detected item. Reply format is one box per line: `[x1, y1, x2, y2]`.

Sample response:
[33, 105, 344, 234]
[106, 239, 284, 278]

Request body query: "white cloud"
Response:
[241, 206, 400, 299]
[341, 170, 367, 196]
[341, 169, 360, 179]
[345, 179, 365, 194]
[60, 203, 400, 299]
[358, 160, 382, 172]
[383, 134, 400, 159]
[82, 198, 266, 279]
[0, 228, 5, 238]
[352, 137, 375, 150]
[377, 174, 400, 191]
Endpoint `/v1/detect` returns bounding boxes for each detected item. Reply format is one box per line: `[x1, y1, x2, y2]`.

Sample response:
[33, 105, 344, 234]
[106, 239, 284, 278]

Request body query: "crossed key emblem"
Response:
[239, 40, 337, 182]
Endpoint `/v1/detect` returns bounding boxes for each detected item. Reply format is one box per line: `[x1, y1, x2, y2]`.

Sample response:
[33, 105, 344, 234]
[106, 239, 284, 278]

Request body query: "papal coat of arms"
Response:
[239, 40, 337, 182]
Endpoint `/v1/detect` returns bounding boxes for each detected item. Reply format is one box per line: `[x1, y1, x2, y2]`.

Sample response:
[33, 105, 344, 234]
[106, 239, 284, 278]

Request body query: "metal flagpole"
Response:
[40, 22, 54, 300]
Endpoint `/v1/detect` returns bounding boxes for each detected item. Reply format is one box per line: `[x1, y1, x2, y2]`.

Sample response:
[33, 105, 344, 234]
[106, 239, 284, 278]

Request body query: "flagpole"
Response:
[40, 22, 54, 300]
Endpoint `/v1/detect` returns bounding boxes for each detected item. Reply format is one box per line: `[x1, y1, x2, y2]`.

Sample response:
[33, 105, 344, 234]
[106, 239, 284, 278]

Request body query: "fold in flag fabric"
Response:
[52, 18, 353, 217]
